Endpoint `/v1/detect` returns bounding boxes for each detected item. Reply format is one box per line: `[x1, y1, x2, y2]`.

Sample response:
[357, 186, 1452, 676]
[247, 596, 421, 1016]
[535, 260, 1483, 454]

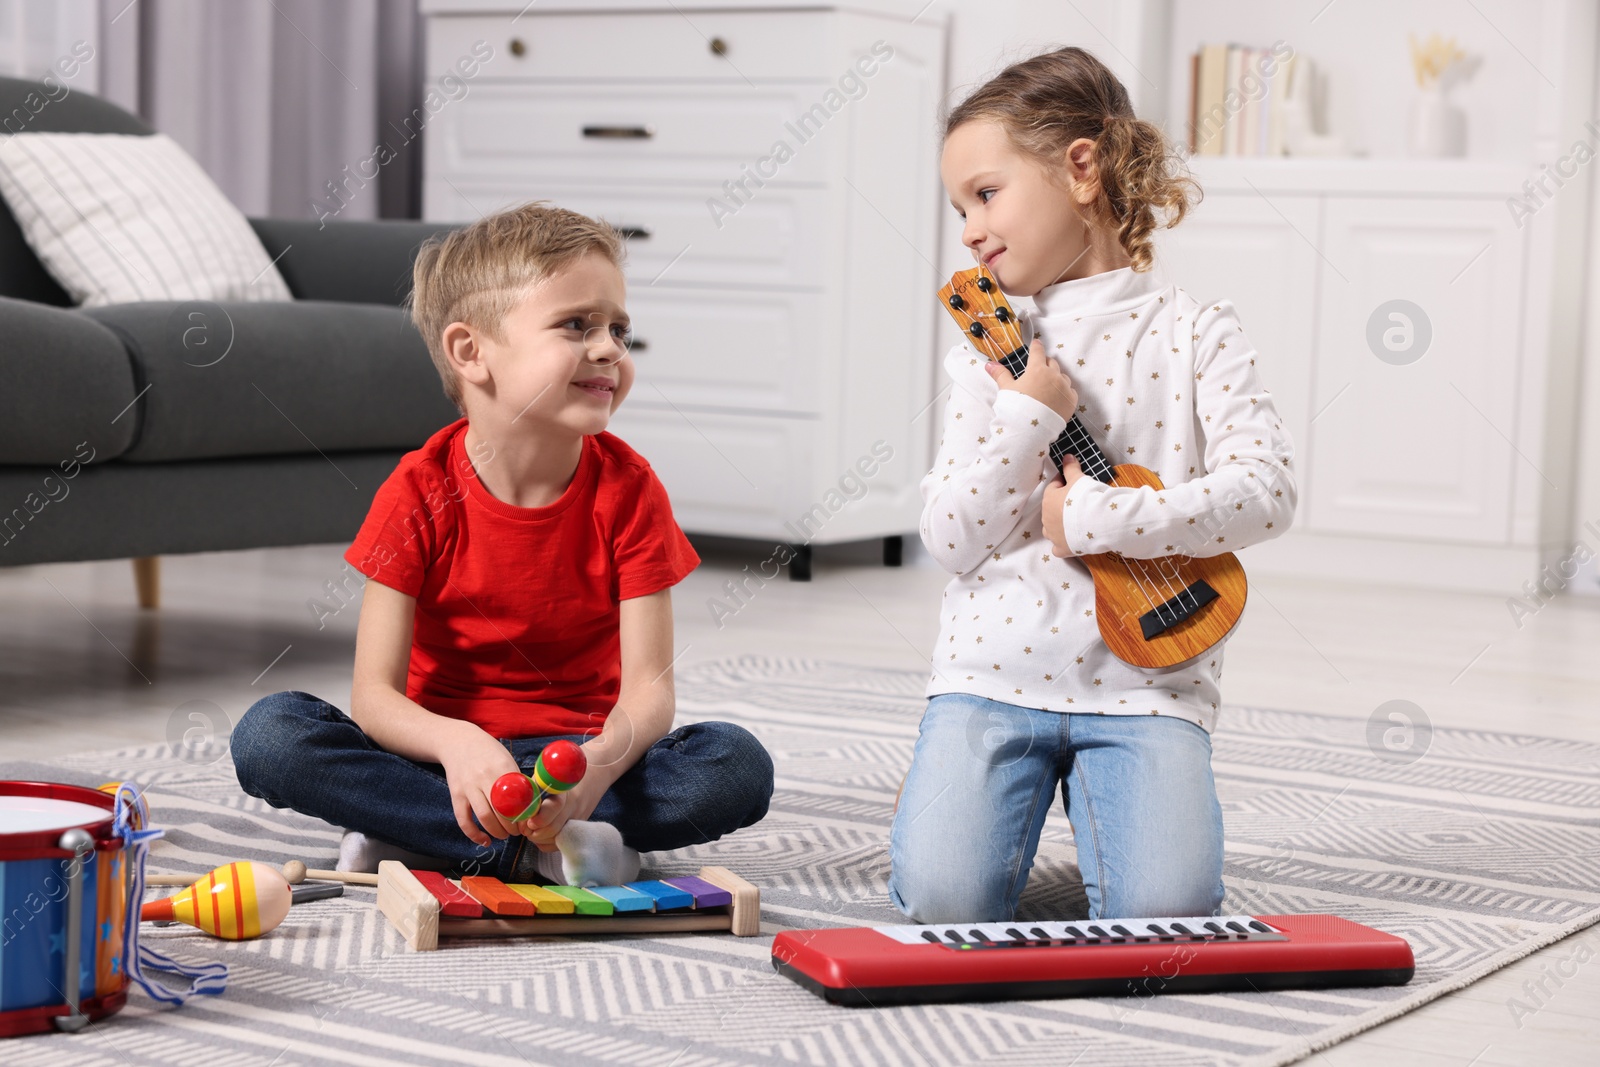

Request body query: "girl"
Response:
[889, 47, 1298, 923]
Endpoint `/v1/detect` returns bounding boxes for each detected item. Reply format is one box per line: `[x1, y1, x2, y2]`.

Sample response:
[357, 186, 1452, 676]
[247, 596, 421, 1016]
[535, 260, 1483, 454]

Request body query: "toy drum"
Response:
[0, 782, 130, 1037]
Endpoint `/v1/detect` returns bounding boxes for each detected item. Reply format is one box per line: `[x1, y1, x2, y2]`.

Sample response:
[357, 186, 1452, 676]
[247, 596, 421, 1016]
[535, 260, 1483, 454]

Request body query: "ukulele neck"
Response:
[994, 345, 1117, 484]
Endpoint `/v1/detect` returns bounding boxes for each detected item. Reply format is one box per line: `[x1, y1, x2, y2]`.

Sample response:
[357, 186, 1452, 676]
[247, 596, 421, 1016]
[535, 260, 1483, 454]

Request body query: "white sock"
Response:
[337, 830, 447, 874]
[531, 821, 641, 887]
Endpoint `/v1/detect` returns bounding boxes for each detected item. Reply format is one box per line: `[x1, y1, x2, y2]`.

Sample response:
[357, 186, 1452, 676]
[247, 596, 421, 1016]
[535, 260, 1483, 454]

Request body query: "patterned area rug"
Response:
[4, 656, 1599, 1067]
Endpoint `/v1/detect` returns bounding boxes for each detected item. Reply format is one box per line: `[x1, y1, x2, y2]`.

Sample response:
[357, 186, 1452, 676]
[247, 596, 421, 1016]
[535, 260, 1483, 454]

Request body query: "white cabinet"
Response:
[1310, 197, 1524, 544]
[420, 2, 948, 574]
[1154, 159, 1551, 592]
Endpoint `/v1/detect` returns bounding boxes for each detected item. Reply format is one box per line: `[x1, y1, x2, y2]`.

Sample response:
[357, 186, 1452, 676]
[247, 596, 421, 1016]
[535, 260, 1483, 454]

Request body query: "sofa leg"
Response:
[132, 556, 160, 610]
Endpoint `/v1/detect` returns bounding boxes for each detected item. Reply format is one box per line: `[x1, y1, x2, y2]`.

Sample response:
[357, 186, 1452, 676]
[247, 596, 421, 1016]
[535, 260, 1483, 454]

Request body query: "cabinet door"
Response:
[1152, 192, 1319, 481]
[1309, 197, 1523, 543]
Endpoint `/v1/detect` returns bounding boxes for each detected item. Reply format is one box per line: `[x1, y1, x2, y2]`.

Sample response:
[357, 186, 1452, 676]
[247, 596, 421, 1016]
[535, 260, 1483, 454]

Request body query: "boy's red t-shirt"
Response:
[342, 418, 699, 740]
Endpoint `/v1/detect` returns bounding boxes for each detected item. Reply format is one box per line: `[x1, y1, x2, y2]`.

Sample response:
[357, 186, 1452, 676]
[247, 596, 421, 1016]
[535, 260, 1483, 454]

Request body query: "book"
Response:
[1238, 47, 1259, 156]
[1188, 49, 1200, 153]
[1190, 43, 1300, 157]
[1195, 43, 1229, 156]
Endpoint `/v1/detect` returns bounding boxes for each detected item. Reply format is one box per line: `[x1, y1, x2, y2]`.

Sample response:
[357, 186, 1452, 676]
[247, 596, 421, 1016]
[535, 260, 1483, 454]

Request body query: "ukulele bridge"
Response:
[1139, 580, 1219, 640]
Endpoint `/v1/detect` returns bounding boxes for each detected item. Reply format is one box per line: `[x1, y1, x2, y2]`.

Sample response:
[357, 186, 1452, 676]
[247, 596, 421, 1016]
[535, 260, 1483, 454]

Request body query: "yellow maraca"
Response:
[141, 861, 292, 939]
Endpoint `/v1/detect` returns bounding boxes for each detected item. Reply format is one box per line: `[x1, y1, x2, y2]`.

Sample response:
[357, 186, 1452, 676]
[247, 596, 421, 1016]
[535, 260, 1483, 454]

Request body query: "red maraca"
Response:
[491, 740, 587, 822]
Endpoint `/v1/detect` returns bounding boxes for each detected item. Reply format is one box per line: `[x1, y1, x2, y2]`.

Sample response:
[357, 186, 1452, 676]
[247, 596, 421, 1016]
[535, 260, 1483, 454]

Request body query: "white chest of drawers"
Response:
[420, 1, 949, 577]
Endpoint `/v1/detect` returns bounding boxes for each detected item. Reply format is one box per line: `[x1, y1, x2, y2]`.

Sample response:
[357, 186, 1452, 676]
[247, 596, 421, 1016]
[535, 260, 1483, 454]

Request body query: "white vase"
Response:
[1408, 86, 1467, 158]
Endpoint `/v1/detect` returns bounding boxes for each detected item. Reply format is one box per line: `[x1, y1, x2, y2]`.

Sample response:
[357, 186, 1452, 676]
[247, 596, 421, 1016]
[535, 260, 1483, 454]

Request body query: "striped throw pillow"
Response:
[0, 131, 293, 307]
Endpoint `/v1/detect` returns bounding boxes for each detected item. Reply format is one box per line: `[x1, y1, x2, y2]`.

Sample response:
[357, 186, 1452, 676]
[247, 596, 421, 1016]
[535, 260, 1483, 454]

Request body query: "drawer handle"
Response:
[616, 226, 652, 241]
[709, 36, 728, 57]
[629, 338, 649, 354]
[508, 37, 526, 57]
[583, 125, 655, 140]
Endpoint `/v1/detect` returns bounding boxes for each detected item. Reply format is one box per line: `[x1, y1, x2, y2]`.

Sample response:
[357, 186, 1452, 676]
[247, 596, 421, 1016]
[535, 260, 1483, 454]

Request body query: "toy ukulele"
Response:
[937, 265, 1247, 673]
[490, 740, 586, 822]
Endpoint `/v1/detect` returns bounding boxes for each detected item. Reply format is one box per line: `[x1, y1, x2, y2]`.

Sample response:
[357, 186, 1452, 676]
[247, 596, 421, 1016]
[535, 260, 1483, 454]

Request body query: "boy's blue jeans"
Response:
[232, 690, 774, 884]
[889, 693, 1225, 924]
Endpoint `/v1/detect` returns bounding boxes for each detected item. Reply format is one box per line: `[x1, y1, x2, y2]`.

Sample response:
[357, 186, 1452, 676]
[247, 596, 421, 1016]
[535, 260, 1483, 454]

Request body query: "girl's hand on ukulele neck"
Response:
[986, 337, 1079, 422]
[1043, 459, 1087, 557]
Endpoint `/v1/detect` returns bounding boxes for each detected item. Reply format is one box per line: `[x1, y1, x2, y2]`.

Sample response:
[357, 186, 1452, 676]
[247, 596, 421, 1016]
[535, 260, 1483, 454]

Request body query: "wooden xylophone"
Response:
[376, 861, 759, 951]
[772, 914, 1415, 1006]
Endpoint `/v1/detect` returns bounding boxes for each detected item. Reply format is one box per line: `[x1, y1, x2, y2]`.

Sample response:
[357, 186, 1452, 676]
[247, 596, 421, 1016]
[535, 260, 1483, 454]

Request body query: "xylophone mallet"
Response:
[490, 739, 587, 822]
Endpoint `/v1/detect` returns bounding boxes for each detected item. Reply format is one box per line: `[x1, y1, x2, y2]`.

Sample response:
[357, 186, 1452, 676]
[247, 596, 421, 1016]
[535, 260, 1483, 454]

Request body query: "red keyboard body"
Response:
[771, 914, 1414, 1006]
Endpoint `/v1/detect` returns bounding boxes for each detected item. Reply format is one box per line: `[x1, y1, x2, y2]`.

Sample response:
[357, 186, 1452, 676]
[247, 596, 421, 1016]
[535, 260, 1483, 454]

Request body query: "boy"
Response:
[232, 202, 774, 887]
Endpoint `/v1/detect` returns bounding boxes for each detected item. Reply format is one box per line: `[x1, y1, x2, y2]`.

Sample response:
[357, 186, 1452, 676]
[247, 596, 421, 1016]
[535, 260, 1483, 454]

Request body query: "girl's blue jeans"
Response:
[888, 692, 1225, 923]
[231, 690, 774, 884]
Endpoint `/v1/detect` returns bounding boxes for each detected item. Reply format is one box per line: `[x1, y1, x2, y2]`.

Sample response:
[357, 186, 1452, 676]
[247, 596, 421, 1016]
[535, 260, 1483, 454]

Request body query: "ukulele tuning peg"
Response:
[995, 306, 1011, 323]
[976, 276, 993, 292]
[968, 322, 985, 338]
[948, 294, 965, 310]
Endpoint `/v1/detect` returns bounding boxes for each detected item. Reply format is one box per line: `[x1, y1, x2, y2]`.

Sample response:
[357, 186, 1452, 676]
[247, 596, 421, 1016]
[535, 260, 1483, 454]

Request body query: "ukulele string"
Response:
[942, 288, 1171, 619]
[975, 286, 1197, 619]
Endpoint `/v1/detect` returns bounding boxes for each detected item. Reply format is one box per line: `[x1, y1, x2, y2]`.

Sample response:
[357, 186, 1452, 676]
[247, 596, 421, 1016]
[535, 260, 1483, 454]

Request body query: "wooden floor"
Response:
[2, 539, 1596, 1065]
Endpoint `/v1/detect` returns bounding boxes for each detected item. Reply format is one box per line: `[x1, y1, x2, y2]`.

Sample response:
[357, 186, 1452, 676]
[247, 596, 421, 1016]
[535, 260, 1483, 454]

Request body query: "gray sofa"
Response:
[0, 76, 461, 605]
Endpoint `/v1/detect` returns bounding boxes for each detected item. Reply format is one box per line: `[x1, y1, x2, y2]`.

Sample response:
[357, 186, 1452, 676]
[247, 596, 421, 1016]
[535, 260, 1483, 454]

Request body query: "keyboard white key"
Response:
[871, 915, 1285, 946]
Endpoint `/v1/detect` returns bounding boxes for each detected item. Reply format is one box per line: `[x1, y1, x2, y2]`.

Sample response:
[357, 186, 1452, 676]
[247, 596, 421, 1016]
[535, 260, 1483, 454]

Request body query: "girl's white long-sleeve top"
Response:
[919, 264, 1298, 732]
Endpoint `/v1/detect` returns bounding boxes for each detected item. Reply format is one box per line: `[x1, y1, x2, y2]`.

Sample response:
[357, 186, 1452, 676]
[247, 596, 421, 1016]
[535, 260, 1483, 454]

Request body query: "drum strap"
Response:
[112, 784, 229, 1005]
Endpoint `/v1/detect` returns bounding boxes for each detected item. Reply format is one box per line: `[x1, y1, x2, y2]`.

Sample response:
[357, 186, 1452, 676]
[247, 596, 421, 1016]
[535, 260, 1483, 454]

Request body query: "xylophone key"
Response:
[413, 870, 482, 918]
[624, 880, 695, 911]
[661, 875, 733, 910]
[544, 885, 613, 916]
[459, 876, 537, 917]
[586, 885, 656, 913]
[508, 883, 577, 914]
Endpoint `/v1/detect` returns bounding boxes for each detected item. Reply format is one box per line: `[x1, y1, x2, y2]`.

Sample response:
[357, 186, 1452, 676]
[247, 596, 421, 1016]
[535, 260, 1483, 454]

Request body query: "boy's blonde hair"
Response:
[408, 200, 627, 412]
[943, 47, 1200, 272]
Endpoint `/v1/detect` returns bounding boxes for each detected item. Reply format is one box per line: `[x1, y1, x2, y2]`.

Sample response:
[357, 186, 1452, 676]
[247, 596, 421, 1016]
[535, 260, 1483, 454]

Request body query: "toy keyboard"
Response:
[772, 914, 1414, 1006]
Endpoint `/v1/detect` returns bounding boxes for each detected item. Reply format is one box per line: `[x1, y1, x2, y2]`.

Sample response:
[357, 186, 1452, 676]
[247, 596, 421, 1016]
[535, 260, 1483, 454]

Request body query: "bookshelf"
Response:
[1157, 0, 1568, 165]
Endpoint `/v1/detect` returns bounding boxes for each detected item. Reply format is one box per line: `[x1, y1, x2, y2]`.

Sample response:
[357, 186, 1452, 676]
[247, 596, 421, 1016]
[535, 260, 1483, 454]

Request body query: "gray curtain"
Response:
[96, 0, 423, 222]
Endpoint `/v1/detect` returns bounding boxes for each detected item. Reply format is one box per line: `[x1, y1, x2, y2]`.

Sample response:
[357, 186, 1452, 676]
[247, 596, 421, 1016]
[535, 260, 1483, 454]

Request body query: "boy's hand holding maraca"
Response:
[437, 721, 526, 846]
[490, 739, 590, 851]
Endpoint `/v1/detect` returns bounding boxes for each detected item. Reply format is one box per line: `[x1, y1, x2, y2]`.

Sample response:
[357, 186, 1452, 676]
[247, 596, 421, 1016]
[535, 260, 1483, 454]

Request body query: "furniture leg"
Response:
[132, 556, 159, 609]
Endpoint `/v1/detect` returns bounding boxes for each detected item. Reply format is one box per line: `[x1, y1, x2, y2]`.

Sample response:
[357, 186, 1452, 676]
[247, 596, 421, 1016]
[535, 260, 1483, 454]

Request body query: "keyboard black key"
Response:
[1202, 922, 1225, 934]
[944, 929, 965, 943]
[920, 930, 941, 943]
[968, 928, 988, 943]
[1146, 923, 1169, 937]
[1005, 928, 1027, 942]
[1169, 923, 1192, 935]
[1110, 924, 1134, 938]
[1225, 921, 1247, 933]
[1064, 925, 1087, 940]
[1087, 925, 1110, 939]
[1248, 920, 1272, 933]
[1030, 927, 1051, 941]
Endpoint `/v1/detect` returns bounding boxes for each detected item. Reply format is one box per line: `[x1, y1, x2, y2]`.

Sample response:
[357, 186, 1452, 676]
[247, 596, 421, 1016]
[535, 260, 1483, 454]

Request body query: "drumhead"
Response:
[0, 795, 111, 833]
